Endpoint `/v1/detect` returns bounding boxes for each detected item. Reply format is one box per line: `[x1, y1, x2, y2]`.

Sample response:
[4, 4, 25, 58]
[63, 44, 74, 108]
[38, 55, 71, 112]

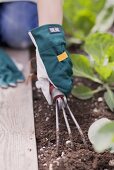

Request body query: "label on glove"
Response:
[49, 27, 61, 33]
[57, 52, 68, 62]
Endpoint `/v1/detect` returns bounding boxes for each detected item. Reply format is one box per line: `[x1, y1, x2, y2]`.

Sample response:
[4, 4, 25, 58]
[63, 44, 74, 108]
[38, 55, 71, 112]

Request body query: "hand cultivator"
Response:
[50, 85, 87, 152]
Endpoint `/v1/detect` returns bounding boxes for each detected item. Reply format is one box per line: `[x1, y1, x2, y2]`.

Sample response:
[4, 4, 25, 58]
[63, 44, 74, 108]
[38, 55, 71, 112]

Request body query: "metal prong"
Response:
[55, 100, 60, 152]
[61, 103, 74, 148]
[67, 104, 87, 148]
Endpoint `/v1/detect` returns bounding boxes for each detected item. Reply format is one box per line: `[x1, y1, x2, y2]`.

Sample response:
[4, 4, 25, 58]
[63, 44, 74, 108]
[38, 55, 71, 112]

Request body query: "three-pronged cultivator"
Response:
[50, 85, 87, 152]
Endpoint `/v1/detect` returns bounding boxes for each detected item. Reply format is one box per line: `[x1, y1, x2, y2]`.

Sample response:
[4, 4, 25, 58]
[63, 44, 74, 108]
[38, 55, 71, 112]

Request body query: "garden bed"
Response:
[33, 77, 114, 170]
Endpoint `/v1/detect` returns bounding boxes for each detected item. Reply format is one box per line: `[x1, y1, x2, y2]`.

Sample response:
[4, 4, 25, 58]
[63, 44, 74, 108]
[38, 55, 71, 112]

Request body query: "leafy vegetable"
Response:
[71, 33, 114, 111]
[88, 118, 114, 153]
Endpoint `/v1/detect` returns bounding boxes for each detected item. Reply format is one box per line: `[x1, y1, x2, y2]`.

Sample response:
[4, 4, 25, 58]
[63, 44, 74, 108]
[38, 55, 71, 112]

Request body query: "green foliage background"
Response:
[63, 0, 106, 41]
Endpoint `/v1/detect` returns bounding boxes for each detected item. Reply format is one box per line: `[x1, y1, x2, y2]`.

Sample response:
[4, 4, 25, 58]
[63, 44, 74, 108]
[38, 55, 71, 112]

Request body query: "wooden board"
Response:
[0, 49, 38, 170]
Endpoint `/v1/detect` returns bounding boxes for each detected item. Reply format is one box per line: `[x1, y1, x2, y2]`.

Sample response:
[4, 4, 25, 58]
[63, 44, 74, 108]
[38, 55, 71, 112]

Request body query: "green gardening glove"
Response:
[0, 49, 25, 88]
[29, 24, 73, 104]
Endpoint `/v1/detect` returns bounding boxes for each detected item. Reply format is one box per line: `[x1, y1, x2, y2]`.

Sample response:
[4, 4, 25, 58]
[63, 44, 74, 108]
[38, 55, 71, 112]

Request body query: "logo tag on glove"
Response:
[49, 27, 61, 33]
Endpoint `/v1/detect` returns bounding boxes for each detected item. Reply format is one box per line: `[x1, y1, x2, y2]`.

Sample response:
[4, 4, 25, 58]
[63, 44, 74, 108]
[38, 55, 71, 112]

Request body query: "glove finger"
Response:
[0, 49, 22, 73]
[4, 70, 17, 87]
[0, 78, 8, 88]
[0, 51, 17, 87]
[0, 68, 9, 88]
[14, 71, 25, 83]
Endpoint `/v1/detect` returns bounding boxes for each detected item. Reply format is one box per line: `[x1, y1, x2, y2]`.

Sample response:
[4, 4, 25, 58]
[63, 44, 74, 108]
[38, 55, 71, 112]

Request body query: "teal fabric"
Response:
[0, 49, 25, 88]
[31, 24, 73, 95]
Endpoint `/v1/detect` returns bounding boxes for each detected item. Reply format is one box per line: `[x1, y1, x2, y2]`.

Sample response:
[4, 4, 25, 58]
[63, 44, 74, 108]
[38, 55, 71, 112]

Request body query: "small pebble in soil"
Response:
[83, 158, 86, 161]
[93, 108, 99, 113]
[46, 138, 48, 141]
[43, 163, 47, 167]
[56, 157, 61, 161]
[38, 155, 41, 160]
[46, 117, 49, 121]
[38, 108, 42, 112]
[65, 140, 72, 148]
[40, 154, 44, 159]
[43, 146, 46, 149]
[49, 163, 53, 170]
[98, 97, 103, 102]
[95, 118, 98, 121]
[45, 150, 48, 154]
[109, 159, 114, 166]
[53, 160, 60, 166]
[67, 98, 70, 101]
[40, 148, 44, 153]
[61, 152, 66, 159]
[79, 159, 82, 162]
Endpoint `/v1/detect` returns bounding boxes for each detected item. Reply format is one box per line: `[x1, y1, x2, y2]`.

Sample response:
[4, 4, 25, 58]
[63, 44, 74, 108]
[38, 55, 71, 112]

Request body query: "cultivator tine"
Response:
[62, 106, 74, 148]
[55, 100, 60, 152]
[66, 104, 88, 148]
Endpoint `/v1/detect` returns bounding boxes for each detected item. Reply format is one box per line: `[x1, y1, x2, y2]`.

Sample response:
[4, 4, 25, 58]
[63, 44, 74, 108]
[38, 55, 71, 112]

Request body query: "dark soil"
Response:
[33, 77, 114, 170]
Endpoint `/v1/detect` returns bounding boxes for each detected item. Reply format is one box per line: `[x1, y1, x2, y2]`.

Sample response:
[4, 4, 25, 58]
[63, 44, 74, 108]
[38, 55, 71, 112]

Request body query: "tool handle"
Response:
[50, 84, 64, 102]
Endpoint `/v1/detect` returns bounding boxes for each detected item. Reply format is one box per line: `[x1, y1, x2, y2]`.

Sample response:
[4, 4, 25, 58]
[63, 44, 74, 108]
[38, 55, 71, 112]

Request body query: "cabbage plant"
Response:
[71, 33, 114, 112]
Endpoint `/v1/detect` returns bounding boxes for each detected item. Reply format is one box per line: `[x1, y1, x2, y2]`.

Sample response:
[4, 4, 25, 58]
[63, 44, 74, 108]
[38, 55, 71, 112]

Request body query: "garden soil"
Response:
[33, 77, 114, 170]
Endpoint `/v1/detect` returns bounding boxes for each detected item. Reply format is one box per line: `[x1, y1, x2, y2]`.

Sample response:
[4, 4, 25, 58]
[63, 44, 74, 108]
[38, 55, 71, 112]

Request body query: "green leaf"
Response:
[107, 46, 114, 62]
[92, 6, 114, 33]
[104, 88, 114, 112]
[94, 121, 114, 153]
[72, 85, 94, 100]
[107, 71, 114, 83]
[71, 54, 102, 83]
[74, 10, 96, 36]
[99, 122, 114, 133]
[95, 64, 113, 80]
[84, 33, 114, 65]
[105, 61, 114, 83]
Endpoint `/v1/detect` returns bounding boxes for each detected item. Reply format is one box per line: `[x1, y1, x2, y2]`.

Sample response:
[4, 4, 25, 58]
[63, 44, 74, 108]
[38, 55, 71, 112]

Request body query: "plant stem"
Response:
[92, 86, 105, 94]
[103, 84, 110, 92]
[92, 77, 103, 84]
